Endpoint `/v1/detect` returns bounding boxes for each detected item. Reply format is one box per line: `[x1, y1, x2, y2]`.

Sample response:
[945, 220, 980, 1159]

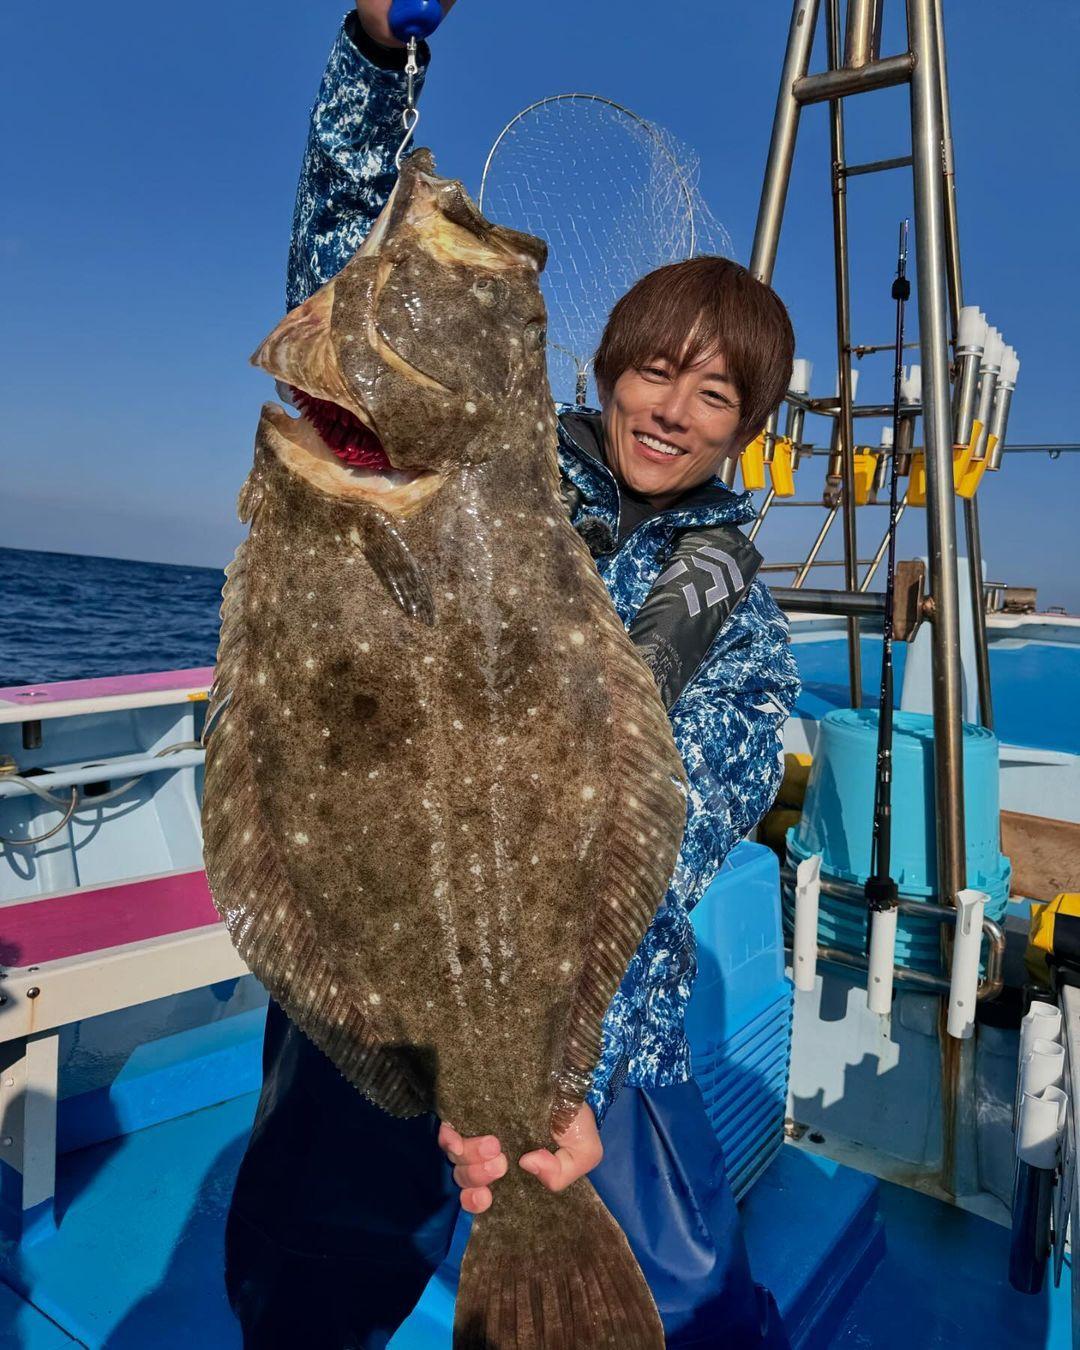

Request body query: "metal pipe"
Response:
[0, 748, 205, 798]
[908, 0, 967, 906]
[842, 154, 914, 177]
[793, 504, 841, 587]
[860, 497, 910, 590]
[771, 588, 887, 618]
[827, 0, 862, 708]
[987, 384, 1015, 472]
[933, 0, 993, 739]
[762, 558, 882, 571]
[844, 0, 882, 67]
[963, 496, 994, 727]
[750, 0, 822, 284]
[747, 488, 775, 543]
[793, 53, 915, 104]
[780, 864, 1005, 1001]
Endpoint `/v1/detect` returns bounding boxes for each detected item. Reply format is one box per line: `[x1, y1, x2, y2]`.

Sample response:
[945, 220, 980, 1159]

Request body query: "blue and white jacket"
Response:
[287, 14, 801, 1125]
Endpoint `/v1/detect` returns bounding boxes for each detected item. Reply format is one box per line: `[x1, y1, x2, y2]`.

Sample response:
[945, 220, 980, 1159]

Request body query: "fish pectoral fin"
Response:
[350, 516, 436, 626]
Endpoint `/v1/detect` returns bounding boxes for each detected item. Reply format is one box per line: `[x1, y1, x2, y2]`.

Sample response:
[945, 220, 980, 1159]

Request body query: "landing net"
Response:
[478, 94, 732, 406]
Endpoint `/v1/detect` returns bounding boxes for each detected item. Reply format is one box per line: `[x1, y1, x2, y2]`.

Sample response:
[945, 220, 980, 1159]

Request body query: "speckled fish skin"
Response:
[203, 151, 687, 1349]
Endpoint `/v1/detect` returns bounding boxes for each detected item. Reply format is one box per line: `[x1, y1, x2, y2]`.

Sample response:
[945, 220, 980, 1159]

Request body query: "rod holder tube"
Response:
[867, 906, 899, 1013]
[793, 854, 823, 991]
[953, 350, 982, 448]
[1017, 1085, 1068, 1169]
[987, 382, 1015, 472]
[1020, 1037, 1066, 1102]
[946, 887, 986, 1038]
[1013, 999, 1065, 1130]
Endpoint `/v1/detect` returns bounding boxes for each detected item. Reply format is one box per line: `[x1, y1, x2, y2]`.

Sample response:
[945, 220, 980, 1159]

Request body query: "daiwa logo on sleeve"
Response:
[656, 545, 749, 618]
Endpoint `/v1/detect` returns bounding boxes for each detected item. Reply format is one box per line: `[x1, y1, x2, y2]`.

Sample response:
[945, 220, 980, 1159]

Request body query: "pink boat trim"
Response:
[0, 667, 214, 706]
[0, 870, 220, 967]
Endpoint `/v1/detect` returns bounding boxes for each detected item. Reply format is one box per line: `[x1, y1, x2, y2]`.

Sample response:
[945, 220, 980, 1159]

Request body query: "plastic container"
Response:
[784, 709, 1010, 973]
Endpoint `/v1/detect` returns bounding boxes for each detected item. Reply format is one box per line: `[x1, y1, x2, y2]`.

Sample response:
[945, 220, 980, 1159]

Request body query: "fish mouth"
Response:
[288, 385, 398, 474]
[263, 397, 442, 511]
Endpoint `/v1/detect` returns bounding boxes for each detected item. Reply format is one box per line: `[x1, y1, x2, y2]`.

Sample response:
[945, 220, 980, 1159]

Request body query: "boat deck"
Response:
[0, 1089, 1071, 1349]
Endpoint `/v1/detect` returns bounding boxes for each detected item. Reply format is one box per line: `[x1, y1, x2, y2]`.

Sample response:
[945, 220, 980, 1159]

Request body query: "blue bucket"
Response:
[783, 709, 1010, 973]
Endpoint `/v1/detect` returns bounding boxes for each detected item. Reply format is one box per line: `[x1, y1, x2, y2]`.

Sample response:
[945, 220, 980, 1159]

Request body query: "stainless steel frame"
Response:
[751, 0, 978, 1193]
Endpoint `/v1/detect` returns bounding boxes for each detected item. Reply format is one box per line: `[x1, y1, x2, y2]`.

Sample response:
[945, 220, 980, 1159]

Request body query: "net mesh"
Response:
[478, 94, 732, 406]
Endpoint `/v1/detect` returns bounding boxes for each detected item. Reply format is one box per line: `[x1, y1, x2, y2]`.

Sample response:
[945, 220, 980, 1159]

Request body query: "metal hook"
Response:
[394, 38, 421, 171]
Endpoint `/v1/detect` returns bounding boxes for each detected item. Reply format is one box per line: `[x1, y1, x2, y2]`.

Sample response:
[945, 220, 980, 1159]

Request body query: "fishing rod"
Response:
[864, 220, 909, 1017]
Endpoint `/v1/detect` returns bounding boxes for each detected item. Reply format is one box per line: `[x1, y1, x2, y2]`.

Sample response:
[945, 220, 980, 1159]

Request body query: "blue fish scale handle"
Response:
[389, 0, 444, 41]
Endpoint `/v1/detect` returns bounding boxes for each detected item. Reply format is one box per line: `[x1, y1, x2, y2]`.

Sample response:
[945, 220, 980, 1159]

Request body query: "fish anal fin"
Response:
[202, 507, 433, 1117]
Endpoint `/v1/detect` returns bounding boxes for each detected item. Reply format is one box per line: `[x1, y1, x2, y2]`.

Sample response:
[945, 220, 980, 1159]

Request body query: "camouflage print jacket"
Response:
[286, 14, 801, 1125]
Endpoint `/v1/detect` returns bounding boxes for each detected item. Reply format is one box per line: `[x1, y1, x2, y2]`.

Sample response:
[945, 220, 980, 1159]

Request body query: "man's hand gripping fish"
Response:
[202, 150, 688, 1349]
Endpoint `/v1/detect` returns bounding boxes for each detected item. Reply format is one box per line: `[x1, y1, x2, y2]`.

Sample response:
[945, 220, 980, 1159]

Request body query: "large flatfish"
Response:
[203, 150, 687, 1349]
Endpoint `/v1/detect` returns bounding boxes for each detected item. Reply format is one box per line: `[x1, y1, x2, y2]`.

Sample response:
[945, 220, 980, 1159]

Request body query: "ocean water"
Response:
[1, 544, 1077, 755]
[0, 546, 223, 687]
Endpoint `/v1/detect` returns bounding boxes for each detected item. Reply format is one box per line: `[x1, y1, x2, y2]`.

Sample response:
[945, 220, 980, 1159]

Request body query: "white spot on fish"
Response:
[359, 641, 370, 653]
[530, 854, 539, 865]
[545, 516, 558, 528]
[536, 420, 545, 431]
[453, 719, 464, 730]
[257, 672, 267, 686]
[570, 630, 585, 646]
[465, 401, 477, 414]
[368, 992, 382, 1005]
[444, 591, 455, 601]
[470, 863, 482, 876]
[282, 707, 291, 718]
[626, 721, 641, 737]
[560, 960, 573, 974]
[368, 770, 379, 779]
[307, 591, 315, 600]
[293, 832, 309, 846]
[322, 728, 331, 737]
[527, 707, 538, 717]
[423, 655, 435, 665]
[463, 776, 473, 786]
[305, 657, 315, 669]
[581, 785, 596, 801]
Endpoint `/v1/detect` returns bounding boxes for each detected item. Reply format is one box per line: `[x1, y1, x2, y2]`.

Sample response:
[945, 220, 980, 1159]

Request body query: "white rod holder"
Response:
[793, 854, 822, 993]
[947, 888, 986, 1039]
[1020, 1037, 1066, 1103]
[867, 906, 899, 1014]
[1017, 1085, 1068, 1169]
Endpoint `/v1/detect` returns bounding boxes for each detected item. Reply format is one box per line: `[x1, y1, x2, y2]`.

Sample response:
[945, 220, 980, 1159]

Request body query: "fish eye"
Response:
[471, 278, 497, 306]
[525, 324, 546, 351]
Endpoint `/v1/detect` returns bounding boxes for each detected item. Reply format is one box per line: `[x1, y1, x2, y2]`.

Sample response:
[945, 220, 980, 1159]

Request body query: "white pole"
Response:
[793, 853, 822, 993]
[867, 906, 899, 1014]
[947, 887, 986, 1039]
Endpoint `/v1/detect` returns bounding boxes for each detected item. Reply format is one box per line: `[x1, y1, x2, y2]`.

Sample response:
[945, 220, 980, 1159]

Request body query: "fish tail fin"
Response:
[454, 1177, 663, 1349]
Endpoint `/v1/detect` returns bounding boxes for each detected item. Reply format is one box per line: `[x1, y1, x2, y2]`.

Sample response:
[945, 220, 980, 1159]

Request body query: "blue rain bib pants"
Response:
[225, 1004, 787, 1348]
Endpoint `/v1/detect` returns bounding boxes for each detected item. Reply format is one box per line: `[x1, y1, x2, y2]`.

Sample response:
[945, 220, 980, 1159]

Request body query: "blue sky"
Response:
[3, 2, 1078, 608]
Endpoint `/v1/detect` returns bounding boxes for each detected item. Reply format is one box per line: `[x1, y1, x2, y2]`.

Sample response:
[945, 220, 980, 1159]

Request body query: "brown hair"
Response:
[593, 256, 795, 442]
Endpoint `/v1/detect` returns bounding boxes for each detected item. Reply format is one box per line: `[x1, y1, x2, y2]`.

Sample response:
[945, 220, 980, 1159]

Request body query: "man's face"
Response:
[599, 350, 747, 507]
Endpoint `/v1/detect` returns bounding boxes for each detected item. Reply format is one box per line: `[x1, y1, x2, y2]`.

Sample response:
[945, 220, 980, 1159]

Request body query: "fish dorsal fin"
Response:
[202, 467, 434, 1116]
[549, 610, 688, 1134]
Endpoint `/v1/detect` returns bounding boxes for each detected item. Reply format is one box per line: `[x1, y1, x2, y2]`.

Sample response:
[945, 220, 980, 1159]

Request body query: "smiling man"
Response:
[224, 6, 800, 1349]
